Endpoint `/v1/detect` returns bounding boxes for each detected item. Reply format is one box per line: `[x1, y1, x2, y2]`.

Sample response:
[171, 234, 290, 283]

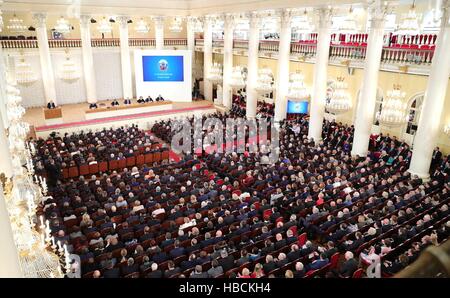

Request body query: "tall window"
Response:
[405, 94, 424, 136]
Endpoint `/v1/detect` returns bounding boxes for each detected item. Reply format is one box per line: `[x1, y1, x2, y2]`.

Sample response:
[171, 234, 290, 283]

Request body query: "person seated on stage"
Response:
[111, 99, 120, 107]
[47, 101, 56, 109]
[145, 96, 153, 103]
[155, 94, 164, 102]
[89, 102, 98, 109]
[137, 96, 145, 104]
[124, 98, 132, 105]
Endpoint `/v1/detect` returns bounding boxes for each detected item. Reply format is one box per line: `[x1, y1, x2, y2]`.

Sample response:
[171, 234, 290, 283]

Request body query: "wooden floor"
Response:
[23, 100, 212, 128]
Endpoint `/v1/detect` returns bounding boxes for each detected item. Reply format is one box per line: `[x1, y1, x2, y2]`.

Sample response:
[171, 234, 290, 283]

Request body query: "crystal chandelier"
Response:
[135, 18, 149, 33]
[7, 14, 27, 33]
[169, 17, 183, 33]
[255, 66, 274, 94]
[261, 16, 279, 36]
[326, 77, 352, 114]
[97, 17, 112, 34]
[4, 79, 63, 278]
[395, 1, 421, 36]
[339, 6, 359, 34]
[292, 9, 314, 33]
[288, 71, 310, 100]
[444, 123, 450, 137]
[54, 16, 71, 34]
[15, 57, 38, 86]
[193, 17, 203, 32]
[229, 66, 246, 89]
[376, 85, 409, 127]
[59, 53, 80, 83]
[207, 62, 223, 84]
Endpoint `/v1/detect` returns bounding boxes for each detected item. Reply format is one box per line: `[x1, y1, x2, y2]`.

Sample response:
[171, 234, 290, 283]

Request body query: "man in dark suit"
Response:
[293, 261, 305, 278]
[307, 253, 329, 271]
[124, 98, 132, 105]
[339, 251, 358, 277]
[164, 261, 181, 278]
[103, 260, 120, 278]
[121, 258, 139, 276]
[89, 103, 98, 109]
[111, 99, 120, 106]
[217, 250, 235, 273]
[155, 94, 164, 101]
[145, 96, 153, 102]
[47, 101, 56, 109]
[137, 96, 145, 104]
[169, 240, 186, 258]
[146, 263, 163, 278]
[262, 255, 277, 274]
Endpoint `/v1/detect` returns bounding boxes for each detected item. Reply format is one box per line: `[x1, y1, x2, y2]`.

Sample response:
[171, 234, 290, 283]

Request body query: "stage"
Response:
[24, 100, 217, 138]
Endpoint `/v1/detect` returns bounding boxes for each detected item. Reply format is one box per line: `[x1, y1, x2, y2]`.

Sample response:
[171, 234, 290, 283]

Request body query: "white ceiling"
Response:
[2, 0, 373, 16]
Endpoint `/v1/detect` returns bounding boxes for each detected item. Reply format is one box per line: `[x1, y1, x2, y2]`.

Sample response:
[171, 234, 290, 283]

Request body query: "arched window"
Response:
[405, 93, 424, 136]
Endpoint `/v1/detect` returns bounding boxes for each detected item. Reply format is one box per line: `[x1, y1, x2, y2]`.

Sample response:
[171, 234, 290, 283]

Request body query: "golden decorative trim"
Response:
[398, 65, 409, 73]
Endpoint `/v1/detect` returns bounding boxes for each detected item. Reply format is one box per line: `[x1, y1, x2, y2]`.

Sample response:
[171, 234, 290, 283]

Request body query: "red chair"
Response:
[352, 268, 364, 278]
[153, 152, 161, 163]
[161, 150, 169, 160]
[136, 155, 145, 166]
[62, 168, 69, 179]
[98, 161, 108, 172]
[118, 159, 126, 169]
[89, 163, 99, 174]
[126, 156, 136, 167]
[298, 232, 307, 246]
[109, 160, 118, 170]
[330, 252, 340, 269]
[79, 164, 89, 176]
[144, 153, 153, 164]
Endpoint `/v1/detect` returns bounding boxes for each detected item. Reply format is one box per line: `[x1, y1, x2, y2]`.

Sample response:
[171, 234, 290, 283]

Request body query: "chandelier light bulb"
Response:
[7, 13, 27, 33]
[326, 77, 352, 114]
[97, 17, 112, 34]
[377, 85, 409, 127]
[255, 67, 275, 94]
[135, 18, 149, 33]
[54, 16, 71, 34]
[288, 71, 310, 100]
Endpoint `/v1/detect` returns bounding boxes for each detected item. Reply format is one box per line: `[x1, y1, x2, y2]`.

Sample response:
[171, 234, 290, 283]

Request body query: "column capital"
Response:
[152, 16, 165, 29]
[276, 9, 294, 29]
[314, 7, 333, 29]
[368, 1, 390, 29]
[441, 0, 450, 28]
[32, 12, 47, 28]
[116, 15, 131, 29]
[79, 15, 91, 27]
[247, 12, 262, 29]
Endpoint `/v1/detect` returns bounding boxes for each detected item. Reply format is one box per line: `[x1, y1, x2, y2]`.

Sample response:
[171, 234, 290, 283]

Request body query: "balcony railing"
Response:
[381, 47, 434, 64]
[212, 39, 224, 48]
[233, 40, 248, 49]
[164, 38, 187, 46]
[129, 38, 155, 47]
[48, 39, 82, 48]
[1, 39, 38, 48]
[195, 39, 204, 46]
[291, 41, 317, 57]
[91, 38, 120, 47]
[330, 44, 367, 60]
[259, 40, 279, 52]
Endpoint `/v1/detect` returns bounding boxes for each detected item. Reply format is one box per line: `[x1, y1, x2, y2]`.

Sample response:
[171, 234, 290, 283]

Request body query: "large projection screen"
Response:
[134, 49, 192, 102]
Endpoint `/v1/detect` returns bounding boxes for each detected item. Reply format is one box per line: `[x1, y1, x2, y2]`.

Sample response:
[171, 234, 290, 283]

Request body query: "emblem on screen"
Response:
[158, 59, 169, 71]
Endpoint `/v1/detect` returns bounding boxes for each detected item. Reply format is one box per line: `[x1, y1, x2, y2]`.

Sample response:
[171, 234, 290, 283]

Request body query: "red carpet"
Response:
[35, 104, 214, 132]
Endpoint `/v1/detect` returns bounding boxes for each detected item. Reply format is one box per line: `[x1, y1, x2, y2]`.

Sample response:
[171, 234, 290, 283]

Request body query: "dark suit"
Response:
[47, 102, 56, 109]
[103, 268, 120, 278]
[339, 258, 358, 277]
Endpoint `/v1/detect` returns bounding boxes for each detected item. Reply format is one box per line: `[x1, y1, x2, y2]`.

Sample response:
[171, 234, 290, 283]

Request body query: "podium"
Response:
[43, 107, 63, 125]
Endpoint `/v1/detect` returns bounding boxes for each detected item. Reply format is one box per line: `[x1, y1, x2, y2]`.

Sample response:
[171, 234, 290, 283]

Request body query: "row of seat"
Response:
[62, 150, 170, 179]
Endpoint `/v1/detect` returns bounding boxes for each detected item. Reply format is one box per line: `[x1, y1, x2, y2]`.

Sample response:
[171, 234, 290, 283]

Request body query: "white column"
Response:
[117, 16, 133, 99]
[33, 13, 57, 105]
[154, 17, 165, 50]
[222, 14, 234, 110]
[246, 13, 261, 119]
[0, 106, 13, 178]
[80, 15, 97, 104]
[0, 185, 22, 277]
[308, 8, 333, 142]
[409, 4, 450, 179]
[0, 47, 9, 128]
[203, 17, 213, 101]
[351, 3, 387, 157]
[187, 17, 196, 81]
[274, 10, 293, 122]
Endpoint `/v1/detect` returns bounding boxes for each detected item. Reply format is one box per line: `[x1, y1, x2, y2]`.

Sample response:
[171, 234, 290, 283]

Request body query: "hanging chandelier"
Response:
[288, 71, 310, 100]
[54, 16, 71, 34]
[169, 17, 183, 33]
[135, 18, 149, 34]
[338, 6, 359, 34]
[444, 123, 450, 137]
[207, 62, 223, 83]
[97, 17, 112, 34]
[292, 9, 313, 33]
[15, 57, 38, 86]
[59, 51, 80, 83]
[7, 14, 27, 33]
[193, 17, 203, 32]
[255, 66, 274, 94]
[229, 66, 246, 89]
[326, 77, 352, 114]
[395, 1, 421, 36]
[376, 85, 409, 127]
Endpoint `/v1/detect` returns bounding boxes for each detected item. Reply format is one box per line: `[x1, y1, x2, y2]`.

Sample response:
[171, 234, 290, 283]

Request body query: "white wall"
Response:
[93, 49, 123, 100]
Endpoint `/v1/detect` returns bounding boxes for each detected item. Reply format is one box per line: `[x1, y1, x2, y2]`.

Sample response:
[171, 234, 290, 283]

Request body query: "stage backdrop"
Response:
[134, 49, 192, 102]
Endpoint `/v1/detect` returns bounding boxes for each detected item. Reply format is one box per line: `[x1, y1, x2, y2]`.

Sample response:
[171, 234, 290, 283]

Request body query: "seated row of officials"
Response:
[88, 95, 165, 109]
